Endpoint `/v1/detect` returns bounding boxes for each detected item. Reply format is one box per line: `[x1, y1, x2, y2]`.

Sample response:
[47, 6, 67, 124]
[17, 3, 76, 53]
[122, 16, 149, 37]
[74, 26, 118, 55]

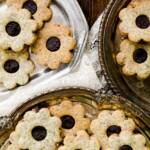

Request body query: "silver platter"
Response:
[0, 0, 88, 113]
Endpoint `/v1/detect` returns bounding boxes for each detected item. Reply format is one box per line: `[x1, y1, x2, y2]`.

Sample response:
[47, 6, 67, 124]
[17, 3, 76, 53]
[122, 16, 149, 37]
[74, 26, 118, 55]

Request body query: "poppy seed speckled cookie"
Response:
[58, 130, 100, 150]
[9, 108, 62, 150]
[0, 7, 37, 52]
[116, 39, 150, 80]
[106, 131, 149, 150]
[32, 23, 76, 69]
[0, 49, 34, 89]
[90, 110, 135, 149]
[50, 100, 90, 136]
[6, 0, 52, 29]
[119, 0, 150, 42]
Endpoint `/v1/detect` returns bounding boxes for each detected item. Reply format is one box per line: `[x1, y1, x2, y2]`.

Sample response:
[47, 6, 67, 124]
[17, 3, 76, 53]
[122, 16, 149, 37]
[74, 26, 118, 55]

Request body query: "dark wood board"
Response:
[77, 0, 109, 27]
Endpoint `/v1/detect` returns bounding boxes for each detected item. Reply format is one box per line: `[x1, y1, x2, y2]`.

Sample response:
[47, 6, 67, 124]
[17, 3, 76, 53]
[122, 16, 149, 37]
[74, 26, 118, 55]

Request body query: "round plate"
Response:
[99, 0, 150, 113]
[0, 88, 149, 148]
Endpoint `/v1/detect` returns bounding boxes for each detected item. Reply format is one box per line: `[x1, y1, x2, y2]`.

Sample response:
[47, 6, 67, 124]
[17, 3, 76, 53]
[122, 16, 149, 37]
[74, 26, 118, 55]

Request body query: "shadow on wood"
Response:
[77, 0, 108, 27]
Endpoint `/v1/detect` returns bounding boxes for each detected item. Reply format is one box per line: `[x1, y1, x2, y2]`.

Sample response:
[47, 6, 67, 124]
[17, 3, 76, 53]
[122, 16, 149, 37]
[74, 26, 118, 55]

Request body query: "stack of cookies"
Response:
[5, 100, 149, 150]
[116, 0, 150, 80]
[0, 0, 76, 89]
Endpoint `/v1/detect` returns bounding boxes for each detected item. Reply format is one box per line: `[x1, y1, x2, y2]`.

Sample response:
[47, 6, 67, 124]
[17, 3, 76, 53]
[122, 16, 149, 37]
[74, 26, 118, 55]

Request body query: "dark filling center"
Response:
[32, 126, 47, 141]
[133, 48, 147, 63]
[119, 145, 133, 150]
[106, 125, 121, 137]
[61, 115, 75, 129]
[136, 15, 150, 29]
[6, 21, 21, 36]
[23, 0, 37, 15]
[4, 59, 19, 73]
[46, 37, 61, 52]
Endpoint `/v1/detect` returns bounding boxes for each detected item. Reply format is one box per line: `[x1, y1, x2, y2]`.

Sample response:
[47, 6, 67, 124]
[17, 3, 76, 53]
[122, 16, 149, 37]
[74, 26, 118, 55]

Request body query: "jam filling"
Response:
[46, 37, 61, 52]
[23, 0, 37, 15]
[133, 48, 147, 63]
[4, 59, 19, 73]
[61, 115, 75, 129]
[136, 15, 150, 29]
[119, 145, 133, 150]
[106, 125, 121, 137]
[6, 22, 21, 37]
[32, 126, 47, 141]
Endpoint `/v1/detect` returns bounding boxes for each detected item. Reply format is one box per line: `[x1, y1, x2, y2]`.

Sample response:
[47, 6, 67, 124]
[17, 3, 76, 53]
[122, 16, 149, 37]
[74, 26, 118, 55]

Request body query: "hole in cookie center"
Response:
[133, 48, 148, 63]
[61, 115, 75, 129]
[106, 125, 121, 137]
[46, 37, 61, 52]
[136, 15, 150, 29]
[32, 126, 47, 141]
[23, 0, 37, 15]
[4, 59, 19, 73]
[119, 145, 133, 150]
[6, 22, 21, 37]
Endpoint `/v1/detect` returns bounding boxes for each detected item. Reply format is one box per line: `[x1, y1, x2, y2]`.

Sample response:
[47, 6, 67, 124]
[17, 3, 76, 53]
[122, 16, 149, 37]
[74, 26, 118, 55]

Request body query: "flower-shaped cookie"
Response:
[106, 131, 149, 150]
[32, 23, 76, 69]
[119, 1, 150, 42]
[58, 130, 100, 150]
[6, 145, 19, 150]
[6, 0, 52, 29]
[0, 7, 37, 52]
[116, 40, 150, 80]
[0, 49, 34, 89]
[50, 101, 90, 136]
[90, 110, 135, 149]
[9, 108, 62, 150]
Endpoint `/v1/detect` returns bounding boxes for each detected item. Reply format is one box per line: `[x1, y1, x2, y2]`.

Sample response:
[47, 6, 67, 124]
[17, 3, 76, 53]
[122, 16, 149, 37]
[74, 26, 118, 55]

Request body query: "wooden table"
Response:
[78, 0, 109, 27]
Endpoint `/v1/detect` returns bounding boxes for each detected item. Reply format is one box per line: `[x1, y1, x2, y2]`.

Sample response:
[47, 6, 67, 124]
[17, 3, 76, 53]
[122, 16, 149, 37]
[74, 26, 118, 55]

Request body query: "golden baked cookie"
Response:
[0, 7, 37, 52]
[90, 110, 135, 149]
[50, 100, 90, 136]
[116, 39, 150, 79]
[9, 108, 62, 150]
[0, 49, 34, 89]
[119, 1, 150, 42]
[6, 0, 52, 29]
[32, 23, 76, 69]
[58, 130, 100, 150]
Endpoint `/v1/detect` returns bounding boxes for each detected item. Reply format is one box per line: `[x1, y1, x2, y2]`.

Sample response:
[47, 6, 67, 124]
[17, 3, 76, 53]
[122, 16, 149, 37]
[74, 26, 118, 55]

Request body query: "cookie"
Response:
[58, 130, 100, 150]
[119, 1, 150, 42]
[6, 0, 52, 29]
[128, 0, 150, 8]
[106, 131, 149, 150]
[6, 145, 19, 150]
[0, 49, 34, 89]
[50, 100, 90, 136]
[90, 110, 135, 149]
[32, 23, 76, 69]
[0, 7, 37, 52]
[9, 108, 61, 150]
[116, 39, 150, 79]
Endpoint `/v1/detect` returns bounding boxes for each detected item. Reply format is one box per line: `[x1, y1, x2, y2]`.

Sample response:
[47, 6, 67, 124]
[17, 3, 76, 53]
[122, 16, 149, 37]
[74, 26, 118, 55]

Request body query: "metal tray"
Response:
[99, 0, 150, 113]
[0, 0, 88, 103]
[0, 87, 149, 148]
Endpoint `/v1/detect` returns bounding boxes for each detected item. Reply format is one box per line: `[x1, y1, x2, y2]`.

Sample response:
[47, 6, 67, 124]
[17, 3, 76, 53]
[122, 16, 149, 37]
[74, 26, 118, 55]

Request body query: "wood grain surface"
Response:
[78, 0, 109, 27]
